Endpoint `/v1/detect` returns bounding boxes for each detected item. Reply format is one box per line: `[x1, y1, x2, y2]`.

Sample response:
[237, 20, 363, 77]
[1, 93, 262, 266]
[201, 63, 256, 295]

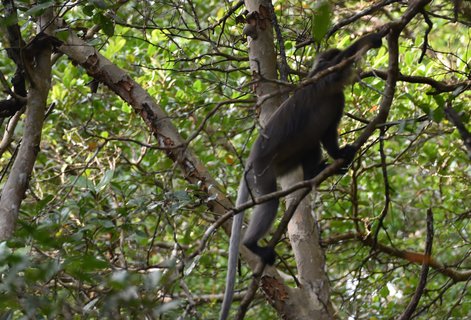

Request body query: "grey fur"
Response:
[220, 33, 382, 320]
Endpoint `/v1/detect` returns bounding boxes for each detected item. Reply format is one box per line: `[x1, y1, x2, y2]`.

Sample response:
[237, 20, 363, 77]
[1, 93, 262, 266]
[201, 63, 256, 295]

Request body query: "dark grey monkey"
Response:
[220, 33, 382, 320]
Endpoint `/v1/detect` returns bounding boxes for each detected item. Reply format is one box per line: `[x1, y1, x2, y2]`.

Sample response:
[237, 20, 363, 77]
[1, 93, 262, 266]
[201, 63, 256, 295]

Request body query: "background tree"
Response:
[0, 0, 469, 319]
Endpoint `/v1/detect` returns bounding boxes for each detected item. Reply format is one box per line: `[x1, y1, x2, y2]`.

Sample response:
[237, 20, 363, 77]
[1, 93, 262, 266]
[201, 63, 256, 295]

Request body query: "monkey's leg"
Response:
[242, 166, 278, 265]
[301, 146, 323, 180]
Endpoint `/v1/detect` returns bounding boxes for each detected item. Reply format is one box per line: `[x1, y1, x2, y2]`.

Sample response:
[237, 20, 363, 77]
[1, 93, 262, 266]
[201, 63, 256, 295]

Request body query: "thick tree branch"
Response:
[54, 18, 267, 274]
[0, 0, 27, 118]
[57, 22, 230, 208]
[323, 230, 470, 283]
[0, 10, 53, 240]
[362, 69, 471, 94]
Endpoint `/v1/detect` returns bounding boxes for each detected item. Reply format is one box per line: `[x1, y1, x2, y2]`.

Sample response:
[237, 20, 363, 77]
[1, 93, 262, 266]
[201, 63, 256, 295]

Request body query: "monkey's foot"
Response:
[245, 243, 276, 265]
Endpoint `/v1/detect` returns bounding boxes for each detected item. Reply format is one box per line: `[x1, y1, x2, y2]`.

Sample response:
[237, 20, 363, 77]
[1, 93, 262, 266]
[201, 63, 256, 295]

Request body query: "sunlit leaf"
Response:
[312, 1, 331, 42]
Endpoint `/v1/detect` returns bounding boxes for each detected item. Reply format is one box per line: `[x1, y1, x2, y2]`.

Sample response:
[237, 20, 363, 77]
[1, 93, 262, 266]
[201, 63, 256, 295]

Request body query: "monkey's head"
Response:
[308, 48, 358, 85]
[310, 48, 343, 74]
[310, 49, 342, 74]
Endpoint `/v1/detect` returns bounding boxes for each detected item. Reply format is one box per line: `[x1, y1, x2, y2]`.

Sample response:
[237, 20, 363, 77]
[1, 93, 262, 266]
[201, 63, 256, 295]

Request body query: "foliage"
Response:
[0, 0, 469, 319]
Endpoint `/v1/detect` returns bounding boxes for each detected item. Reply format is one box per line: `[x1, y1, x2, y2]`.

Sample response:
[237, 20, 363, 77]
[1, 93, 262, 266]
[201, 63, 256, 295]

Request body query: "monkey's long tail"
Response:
[220, 176, 249, 320]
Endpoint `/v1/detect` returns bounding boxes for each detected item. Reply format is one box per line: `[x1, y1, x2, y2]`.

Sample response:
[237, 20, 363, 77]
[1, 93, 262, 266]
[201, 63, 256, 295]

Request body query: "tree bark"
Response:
[0, 10, 53, 240]
[243, 0, 334, 318]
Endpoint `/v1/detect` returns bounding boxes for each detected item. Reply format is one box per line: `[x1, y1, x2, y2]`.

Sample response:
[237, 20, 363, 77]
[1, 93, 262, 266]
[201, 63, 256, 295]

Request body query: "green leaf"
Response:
[24, 268, 44, 282]
[430, 106, 445, 122]
[64, 255, 109, 273]
[193, 79, 203, 92]
[34, 194, 54, 212]
[100, 14, 115, 37]
[82, 4, 95, 17]
[432, 94, 445, 108]
[312, 1, 331, 42]
[101, 16, 115, 37]
[173, 190, 190, 202]
[379, 285, 390, 298]
[93, 13, 115, 37]
[55, 28, 70, 42]
[0, 14, 18, 28]
[24, 1, 54, 17]
[32, 225, 62, 249]
[121, 103, 132, 113]
[96, 169, 114, 192]
[0, 298, 18, 312]
[73, 175, 96, 192]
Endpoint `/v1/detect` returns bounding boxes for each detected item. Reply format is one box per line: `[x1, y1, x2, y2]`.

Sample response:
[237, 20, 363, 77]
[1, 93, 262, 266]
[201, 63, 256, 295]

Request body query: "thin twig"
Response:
[398, 209, 434, 320]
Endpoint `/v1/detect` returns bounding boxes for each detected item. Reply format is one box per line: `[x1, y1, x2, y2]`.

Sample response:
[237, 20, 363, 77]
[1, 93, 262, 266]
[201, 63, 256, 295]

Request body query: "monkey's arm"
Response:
[321, 120, 342, 159]
[340, 32, 383, 60]
[321, 122, 356, 165]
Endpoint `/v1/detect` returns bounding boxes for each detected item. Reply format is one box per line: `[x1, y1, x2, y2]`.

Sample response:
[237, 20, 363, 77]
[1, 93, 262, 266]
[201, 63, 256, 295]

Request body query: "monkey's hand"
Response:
[316, 159, 348, 176]
[338, 144, 357, 168]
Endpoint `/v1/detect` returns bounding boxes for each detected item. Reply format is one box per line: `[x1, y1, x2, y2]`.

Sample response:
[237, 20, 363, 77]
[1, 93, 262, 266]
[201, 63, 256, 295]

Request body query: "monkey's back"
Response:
[249, 85, 345, 175]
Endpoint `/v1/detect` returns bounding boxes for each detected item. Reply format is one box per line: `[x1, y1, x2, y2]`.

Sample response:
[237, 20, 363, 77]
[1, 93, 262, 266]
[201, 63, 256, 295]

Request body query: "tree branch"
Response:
[323, 230, 470, 283]
[0, 8, 53, 240]
[398, 209, 434, 320]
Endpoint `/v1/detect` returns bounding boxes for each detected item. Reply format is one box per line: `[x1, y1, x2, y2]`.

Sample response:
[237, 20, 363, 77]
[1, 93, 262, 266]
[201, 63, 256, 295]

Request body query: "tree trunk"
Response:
[243, 0, 334, 318]
[0, 10, 53, 240]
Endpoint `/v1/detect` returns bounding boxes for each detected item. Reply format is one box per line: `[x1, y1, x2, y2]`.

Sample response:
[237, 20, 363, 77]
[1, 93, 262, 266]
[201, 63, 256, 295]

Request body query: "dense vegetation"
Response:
[0, 1, 469, 319]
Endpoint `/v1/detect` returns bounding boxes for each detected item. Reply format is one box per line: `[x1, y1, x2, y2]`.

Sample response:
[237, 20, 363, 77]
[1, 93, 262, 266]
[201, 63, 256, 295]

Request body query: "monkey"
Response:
[220, 33, 382, 320]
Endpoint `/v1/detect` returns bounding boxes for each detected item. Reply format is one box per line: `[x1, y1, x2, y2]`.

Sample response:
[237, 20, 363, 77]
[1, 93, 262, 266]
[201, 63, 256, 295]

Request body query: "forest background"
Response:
[0, 0, 469, 319]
